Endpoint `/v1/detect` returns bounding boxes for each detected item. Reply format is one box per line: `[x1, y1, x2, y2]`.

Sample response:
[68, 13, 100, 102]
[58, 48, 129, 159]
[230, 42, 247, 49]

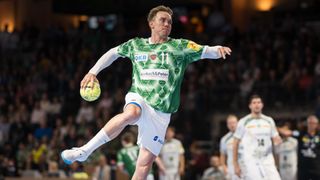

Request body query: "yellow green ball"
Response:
[80, 81, 101, 102]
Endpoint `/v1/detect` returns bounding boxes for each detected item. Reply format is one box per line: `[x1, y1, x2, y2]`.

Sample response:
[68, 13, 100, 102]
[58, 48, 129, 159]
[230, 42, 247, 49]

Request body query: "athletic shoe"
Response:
[61, 148, 88, 165]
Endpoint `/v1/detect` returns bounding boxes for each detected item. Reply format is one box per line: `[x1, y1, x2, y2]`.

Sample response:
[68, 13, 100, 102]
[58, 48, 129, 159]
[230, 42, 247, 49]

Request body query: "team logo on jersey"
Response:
[150, 53, 157, 60]
[187, 41, 201, 51]
[134, 53, 148, 62]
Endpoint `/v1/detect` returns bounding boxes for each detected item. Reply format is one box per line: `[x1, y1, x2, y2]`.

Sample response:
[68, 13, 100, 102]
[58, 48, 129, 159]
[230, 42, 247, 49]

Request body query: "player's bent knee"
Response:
[124, 104, 141, 119]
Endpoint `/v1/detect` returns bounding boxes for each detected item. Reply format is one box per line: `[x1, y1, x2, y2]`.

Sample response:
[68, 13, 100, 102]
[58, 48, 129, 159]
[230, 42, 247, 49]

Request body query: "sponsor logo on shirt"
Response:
[140, 69, 169, 81]
[153, 136, 164, 145]
[134, 53, 148, 62]
[150, 53, 157, 60]
[187, 41, 201, 51]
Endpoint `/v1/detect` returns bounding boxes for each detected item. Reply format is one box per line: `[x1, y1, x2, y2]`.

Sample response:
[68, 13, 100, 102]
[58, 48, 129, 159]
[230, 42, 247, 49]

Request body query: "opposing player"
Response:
[278, 115, 320, 180]
[220, 114, 241, 180]
[233, 94, 282, 180]
[275, 122, 298, 180]
[61, 5, 231, 180]
[157, 126, 185, 180]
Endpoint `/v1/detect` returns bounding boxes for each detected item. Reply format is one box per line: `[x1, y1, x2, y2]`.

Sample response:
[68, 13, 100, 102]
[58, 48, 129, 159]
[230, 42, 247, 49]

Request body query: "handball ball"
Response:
[80, 81, 101, 102]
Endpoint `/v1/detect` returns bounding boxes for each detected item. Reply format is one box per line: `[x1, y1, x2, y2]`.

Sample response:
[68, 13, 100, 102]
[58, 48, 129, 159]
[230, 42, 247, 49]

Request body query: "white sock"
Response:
[80, 129, 110, 155]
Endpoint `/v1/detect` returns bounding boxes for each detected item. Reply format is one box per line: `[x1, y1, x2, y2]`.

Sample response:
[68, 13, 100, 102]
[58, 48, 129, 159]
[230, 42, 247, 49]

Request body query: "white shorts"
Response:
[240, 160, 281, 180]
[147, 174, 155, 180]
[124, 92, 171, 156]
[159, 172, 180, 180]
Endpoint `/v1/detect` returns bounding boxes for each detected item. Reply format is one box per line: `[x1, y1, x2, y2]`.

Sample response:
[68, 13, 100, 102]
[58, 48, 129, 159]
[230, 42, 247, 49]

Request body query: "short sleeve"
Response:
[117, 39, 134, 59]
[234, 120, 245, 140]
[180, 39, 205, 64]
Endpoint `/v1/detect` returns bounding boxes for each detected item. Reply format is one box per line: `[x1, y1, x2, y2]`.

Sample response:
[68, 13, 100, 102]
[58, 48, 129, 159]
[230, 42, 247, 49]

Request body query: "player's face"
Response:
[249, 98, 263, 114]
[227, 117, 238, 132]
[307, 116, 319, 132]
[149, 11, 172, 38]
[210, 156, 220, 167]
[165, 128, 175, 140]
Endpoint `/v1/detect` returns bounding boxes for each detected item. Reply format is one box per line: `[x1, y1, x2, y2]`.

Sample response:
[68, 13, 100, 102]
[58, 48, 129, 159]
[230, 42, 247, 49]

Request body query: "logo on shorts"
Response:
[153, 136, 164, 145]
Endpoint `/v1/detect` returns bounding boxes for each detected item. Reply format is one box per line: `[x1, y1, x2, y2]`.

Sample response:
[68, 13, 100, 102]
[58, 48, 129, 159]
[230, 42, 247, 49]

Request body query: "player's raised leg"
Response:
[132, 147, 157, 180]
[61, 104, 141, 164]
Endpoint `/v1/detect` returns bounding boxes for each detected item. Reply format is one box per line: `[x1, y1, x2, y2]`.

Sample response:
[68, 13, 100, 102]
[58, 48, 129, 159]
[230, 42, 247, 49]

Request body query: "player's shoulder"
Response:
[260, 114, 275, 124]
[118, 148, 126, 154]
[221, 132, 233, 143]
[221, 132, 233, 140]
[239, 114, 252, 124]
[169, 38, 194, 45]
[171, 138, 183, 144]
[260, 114, 273, 120]
[288, 136, 298, 144]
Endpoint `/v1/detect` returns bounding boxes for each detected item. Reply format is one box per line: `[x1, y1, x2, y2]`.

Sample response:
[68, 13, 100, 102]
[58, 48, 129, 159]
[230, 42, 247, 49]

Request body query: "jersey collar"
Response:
[148, 37, 171, 44]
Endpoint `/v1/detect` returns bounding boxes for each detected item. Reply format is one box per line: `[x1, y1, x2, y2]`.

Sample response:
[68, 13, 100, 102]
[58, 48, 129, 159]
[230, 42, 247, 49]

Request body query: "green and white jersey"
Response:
[159, 138, 185, 174]
[275, 137, 298, 180]
[234, 114, 279, 163]
[117, 38, 205, 113]
[117, 145, 153, 177]
[220, 131, 243, 176]
[117, 145, 139, 177]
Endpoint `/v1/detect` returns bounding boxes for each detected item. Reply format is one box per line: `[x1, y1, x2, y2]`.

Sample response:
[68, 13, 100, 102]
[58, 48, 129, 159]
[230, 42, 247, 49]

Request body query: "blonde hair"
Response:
[147, 5, 173, 22]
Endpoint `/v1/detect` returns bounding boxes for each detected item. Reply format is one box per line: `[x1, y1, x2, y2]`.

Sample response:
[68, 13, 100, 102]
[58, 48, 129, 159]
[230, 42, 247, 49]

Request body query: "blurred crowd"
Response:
[0, 6, 320, 180]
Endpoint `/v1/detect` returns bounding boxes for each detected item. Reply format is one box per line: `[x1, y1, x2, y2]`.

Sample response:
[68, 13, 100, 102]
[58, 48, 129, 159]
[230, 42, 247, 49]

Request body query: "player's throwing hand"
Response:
[81, 73, 99, 89]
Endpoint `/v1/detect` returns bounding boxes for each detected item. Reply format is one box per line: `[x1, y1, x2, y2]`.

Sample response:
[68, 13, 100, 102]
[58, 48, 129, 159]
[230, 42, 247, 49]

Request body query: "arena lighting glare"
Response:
[255, 0, 275, 11]
[1, 19, 14, 32]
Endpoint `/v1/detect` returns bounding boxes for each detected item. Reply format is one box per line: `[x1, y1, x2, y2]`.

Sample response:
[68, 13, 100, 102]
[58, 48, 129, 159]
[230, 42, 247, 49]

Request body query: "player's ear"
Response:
[149, 21, 154, 29]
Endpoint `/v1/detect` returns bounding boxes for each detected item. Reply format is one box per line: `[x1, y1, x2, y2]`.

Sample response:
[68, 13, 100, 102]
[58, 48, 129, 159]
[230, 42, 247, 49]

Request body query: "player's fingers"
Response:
[80, 79, 87, 89]
[88, 79, 95, 89]
[81, 74, 91, 89]
[225, 47, 232, 55]
[219, 48, 226, 59]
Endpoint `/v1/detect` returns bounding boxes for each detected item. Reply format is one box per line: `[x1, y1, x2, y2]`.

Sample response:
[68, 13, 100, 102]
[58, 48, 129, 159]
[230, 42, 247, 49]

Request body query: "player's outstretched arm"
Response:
[201, 46, 232, 59]
[277, 127, 293, 137]
[81, 47, 120, 89]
